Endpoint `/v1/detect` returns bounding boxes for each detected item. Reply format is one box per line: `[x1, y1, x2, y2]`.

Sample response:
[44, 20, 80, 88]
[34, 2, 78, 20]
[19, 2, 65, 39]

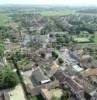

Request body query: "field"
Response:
[0, 9, 74, 27]
[94, 33, 97, 43]
[73, 37, 90, 43]
[39, 10, 75, 16]
[74, 43, 97, 49]
[72, 32, 97, 48]
[1, 7, 97, 22]
[77, 12, 97, 16]
[15, 7, 75, 16]
[0, 14, 12, 26]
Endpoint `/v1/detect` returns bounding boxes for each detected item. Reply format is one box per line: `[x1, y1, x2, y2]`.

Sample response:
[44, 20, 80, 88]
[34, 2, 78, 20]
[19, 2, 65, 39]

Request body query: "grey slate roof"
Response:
[32, 68, 49, 84]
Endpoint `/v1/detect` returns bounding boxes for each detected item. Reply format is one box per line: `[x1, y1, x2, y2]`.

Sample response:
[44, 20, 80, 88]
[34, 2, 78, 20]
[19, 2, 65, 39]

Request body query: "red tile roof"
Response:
[83, 68, 97, 76]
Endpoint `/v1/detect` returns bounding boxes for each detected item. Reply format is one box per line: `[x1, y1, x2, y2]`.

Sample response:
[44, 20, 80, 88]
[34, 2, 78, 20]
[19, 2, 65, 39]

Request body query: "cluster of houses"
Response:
[1, 32, 97, 100]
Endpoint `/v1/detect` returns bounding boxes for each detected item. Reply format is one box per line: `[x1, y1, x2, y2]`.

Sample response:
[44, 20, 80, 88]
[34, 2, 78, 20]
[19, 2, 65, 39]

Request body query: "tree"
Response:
[0, 67, 19, 89]
[61, 85, 71, 100]
[52, 51, 58, 59]
[40, 52, 45, 58]
[58, 58, 64, 65]
[51, 96, 60, 100]
[61, 90, 71, 100]
[0, 43, 4, 58]
[89, 35, 94, 42]
[56, 36, 65, 45]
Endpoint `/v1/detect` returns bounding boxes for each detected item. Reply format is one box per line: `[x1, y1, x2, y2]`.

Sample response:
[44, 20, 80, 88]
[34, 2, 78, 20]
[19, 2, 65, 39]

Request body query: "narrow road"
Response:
[11, 57, 30, 100]
[3, 57, 8, 65]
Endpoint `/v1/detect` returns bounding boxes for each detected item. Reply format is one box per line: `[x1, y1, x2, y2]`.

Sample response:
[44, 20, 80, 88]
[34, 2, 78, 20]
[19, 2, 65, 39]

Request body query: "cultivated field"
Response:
[0, 14, 12, 26]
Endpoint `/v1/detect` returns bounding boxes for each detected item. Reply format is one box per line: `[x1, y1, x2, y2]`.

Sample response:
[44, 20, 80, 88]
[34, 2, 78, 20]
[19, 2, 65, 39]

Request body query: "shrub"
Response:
[0, 67, 19, 89]
[58, 58, 64, 64]
[52, 51, 58, 58]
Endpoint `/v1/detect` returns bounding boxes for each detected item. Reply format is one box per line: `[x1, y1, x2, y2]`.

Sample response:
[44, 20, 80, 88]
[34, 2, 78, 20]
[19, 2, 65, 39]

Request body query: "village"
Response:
[0, 6, 97, 100]
[0, 30, 96, 100]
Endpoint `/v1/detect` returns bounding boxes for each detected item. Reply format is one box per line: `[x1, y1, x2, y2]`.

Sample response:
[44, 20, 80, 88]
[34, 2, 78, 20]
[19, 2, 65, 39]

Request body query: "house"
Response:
[31, 35, 49, 44]
[0, 94, 5, 100]
[54, 70, 66, 83]
[41, 88, 51, 100]
[32, 67, 51, 85]
[65, 77, 84, 93]
[4, 39, 11, 50]
[47, 61, 60, 77]
[83, 68, 97, 77]
[23, 66, 59, 96]
[41, 87, 63, 100]
[0, 92, 10, 100]
[82, 68, 97, 87]
[54, 70, 85, 99]
[72, 64, 83, 72]
[80, 55, 92, 64]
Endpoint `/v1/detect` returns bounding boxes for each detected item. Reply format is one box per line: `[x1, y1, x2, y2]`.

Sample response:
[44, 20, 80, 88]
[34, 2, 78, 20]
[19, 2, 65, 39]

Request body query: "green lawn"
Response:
[73, 37, 90, 43]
